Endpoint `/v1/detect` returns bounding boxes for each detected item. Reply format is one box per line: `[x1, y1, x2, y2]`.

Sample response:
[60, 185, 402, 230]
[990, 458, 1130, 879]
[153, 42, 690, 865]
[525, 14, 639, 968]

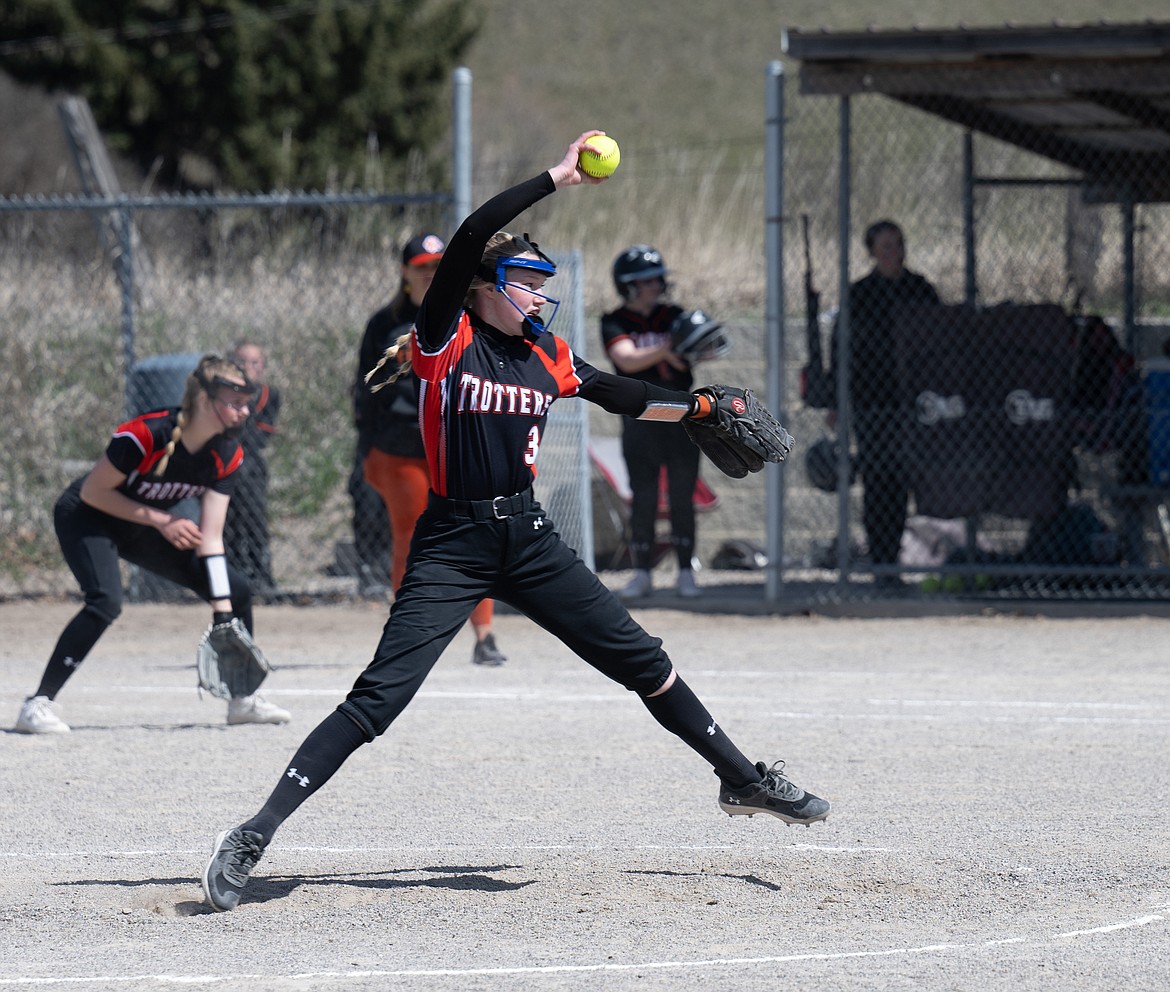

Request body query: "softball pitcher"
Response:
[202, 132, 828, 912]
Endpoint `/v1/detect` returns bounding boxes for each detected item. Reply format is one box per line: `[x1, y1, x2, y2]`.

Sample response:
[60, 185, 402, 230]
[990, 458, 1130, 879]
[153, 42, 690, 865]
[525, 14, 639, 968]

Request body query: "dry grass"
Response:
[6, 74, 1170, 595]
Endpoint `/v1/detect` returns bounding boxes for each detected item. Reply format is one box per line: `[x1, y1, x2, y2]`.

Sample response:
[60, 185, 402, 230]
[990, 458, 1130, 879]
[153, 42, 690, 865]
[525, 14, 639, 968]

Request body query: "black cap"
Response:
[402, 232, 446, 267]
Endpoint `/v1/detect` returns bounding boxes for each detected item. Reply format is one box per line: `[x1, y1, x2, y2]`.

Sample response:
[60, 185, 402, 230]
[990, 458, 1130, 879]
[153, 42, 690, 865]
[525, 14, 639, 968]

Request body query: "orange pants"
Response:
[363, 449, 493, 633]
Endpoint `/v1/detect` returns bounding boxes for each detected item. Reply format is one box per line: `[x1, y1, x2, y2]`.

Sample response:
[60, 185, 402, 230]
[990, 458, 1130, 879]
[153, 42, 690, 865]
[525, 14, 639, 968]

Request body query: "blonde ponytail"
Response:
[365, 331, 414, 393]
[153, 407, 191, 476]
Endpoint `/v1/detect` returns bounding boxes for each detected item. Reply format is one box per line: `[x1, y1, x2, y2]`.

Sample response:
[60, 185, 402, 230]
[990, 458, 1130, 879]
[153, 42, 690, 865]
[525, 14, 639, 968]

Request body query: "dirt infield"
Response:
[2, 600, 1169, 991]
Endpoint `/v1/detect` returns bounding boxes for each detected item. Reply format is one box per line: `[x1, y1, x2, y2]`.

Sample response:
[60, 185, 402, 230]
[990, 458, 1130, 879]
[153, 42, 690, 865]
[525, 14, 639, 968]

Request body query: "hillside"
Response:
[2, 0, 1168, 311]
[4, 1, 1167, 197]
[459, 0, 1170, 186]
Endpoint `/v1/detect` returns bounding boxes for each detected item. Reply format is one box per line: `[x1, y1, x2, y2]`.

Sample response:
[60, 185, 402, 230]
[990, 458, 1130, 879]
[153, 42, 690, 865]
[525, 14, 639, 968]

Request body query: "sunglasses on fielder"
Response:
[214, 390, 254, 412]
[195, 362, 259, 409]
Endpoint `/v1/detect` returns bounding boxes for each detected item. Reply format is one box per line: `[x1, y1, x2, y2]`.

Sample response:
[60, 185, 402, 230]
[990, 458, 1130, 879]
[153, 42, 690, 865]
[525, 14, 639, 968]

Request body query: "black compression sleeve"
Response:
[579, 370, 695, 418]
[416, 173, 557, 351]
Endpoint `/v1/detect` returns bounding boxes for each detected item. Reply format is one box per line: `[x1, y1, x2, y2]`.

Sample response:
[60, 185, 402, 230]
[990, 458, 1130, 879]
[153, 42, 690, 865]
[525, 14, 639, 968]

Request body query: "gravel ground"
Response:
[2, 600, 1169, 991]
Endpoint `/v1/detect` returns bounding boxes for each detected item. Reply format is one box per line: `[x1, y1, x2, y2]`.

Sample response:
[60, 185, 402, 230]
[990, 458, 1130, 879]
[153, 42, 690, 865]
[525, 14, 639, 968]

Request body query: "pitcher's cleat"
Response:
[202, 827, 266, 912]
[718, 760, 830, 825]
[227, 694, 291, 725]
[14, 695, 71, 734]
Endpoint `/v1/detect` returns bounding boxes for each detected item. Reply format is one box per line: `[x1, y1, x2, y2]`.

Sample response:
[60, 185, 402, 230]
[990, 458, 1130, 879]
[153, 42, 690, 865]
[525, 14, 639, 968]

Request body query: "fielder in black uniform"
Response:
[202, 132, 829, 912]
[602, 245, 702, 600]
[14, 354, 291, 734]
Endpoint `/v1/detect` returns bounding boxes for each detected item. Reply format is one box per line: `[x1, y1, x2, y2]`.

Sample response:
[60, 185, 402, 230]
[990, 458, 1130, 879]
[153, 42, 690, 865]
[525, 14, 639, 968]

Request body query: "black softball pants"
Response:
[38, 483, 254, 698]
[338, 490, 674, 738]
[621, 418, 699, 571]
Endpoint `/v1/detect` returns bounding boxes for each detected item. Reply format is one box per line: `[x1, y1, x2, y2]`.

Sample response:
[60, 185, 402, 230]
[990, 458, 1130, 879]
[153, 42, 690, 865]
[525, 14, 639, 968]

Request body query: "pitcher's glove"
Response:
[684, 384, 795, 479]
[196, 613, 272, 700]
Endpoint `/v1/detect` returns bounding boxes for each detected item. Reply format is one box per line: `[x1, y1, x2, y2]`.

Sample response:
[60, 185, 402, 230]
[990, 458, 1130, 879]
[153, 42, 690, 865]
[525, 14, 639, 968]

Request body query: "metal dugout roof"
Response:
[782, 21, 1170, 203]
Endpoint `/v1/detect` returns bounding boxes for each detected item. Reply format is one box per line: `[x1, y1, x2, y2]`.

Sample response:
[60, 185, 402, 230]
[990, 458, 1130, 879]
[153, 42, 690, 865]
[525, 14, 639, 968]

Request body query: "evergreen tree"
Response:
[1, 1, 480, 191]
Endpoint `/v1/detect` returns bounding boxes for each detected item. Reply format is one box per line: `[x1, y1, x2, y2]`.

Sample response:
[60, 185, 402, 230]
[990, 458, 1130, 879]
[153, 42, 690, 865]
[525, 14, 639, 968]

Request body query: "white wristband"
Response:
[202, 554, 231, 601]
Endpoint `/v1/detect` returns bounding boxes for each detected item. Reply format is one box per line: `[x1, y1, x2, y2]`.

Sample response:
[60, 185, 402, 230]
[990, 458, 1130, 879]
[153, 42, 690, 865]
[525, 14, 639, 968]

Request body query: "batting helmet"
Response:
[805, 435, 855, 492]
[612, 244, 668, 299]
[670, 309, 731, 363]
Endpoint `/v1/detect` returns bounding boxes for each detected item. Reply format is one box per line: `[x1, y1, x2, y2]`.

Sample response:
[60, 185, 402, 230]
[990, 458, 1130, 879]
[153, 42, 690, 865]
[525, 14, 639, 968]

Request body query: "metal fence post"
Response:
[963, 131, 977, 305]
[117, 200, 136, 413]
[834, 96, 852, 582]
[452, 66, 472, 230]
[764, 60, 786, 603]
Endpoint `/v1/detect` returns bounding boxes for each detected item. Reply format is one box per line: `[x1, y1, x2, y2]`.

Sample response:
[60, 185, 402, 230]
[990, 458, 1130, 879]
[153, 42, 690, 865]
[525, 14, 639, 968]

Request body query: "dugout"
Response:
[774, 21, 1170, 598]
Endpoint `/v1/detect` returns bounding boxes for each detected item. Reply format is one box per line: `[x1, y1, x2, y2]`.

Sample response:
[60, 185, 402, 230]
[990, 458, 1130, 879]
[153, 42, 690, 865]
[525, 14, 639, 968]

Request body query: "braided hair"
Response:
[365, 331, 414, 393]
[365, 231, 547, 392]
[151, 353, 249, 476]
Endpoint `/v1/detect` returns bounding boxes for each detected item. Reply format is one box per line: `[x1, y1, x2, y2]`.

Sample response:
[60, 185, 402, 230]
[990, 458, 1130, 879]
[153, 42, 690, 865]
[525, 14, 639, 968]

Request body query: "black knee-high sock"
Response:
[641, 676, 760, 788]
[35, 609, 110, 699]
[241, 709, 369, 846]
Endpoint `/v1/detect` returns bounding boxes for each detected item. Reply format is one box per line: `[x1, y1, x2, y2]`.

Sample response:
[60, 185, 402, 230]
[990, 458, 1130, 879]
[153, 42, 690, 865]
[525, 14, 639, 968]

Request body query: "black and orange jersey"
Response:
[600, 303, 693, 393]
[412, 310, 597, 498]
[355, 296, 426, 459]
[410, 170, 695, 501]
[104, 407, 243, 509]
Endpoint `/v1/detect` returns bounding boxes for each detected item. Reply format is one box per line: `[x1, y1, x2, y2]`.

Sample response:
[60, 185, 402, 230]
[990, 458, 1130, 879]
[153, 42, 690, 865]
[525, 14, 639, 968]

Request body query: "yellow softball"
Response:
[580, 135, 620, 178]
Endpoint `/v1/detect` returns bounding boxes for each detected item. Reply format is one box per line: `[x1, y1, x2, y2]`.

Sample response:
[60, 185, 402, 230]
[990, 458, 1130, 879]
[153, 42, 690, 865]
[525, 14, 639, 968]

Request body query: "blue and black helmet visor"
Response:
[492, 255, 560, 335]
[494, 254, 557, 286]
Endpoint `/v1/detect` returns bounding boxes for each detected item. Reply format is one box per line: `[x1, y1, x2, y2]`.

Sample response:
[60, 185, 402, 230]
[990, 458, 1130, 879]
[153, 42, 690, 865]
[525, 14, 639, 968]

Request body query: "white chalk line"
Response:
[866, 697, 1158, 711]
[0, 911, 1163, 986]
[6, 683, 1168, 714]
[791, 712, 1170, 726]
[0, 841, 894, 859]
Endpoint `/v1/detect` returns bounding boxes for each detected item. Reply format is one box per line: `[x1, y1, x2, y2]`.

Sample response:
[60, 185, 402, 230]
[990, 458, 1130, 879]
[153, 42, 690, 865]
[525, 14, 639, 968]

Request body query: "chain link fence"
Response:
[8, 36, 1170, 609]
[0, 192, 592, 602]
[779, 46, 1170, 602]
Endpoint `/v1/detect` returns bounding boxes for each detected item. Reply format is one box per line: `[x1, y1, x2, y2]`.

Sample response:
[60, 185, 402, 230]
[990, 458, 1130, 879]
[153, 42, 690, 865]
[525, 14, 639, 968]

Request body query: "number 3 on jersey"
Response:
[524, 426, 541, 466]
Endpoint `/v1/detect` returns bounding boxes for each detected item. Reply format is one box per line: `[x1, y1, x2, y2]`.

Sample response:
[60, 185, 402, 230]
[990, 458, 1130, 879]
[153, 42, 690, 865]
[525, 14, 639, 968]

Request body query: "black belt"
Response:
[431, 488, 535, 522]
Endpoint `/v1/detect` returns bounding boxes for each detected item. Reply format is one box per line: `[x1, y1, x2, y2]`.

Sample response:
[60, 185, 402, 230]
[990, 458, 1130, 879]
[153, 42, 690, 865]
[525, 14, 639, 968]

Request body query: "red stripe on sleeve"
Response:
[532, 335, 586, 397]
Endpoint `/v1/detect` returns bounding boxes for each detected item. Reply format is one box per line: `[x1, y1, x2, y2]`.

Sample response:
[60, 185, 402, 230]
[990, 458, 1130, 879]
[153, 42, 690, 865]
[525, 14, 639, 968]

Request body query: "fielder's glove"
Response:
[196, 613, 272, 700]
[683, 384, 795, 479]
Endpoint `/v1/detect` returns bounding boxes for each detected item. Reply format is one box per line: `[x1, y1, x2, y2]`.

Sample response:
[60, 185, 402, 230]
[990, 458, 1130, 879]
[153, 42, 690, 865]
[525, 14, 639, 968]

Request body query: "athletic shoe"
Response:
[14, 695, 71, 734]
[202, 827, 266, 912]
[471, 633, 507, 667]
[718, 760, 830, 825]
[227, 694, 291, 725]
[676, 570, 701, 598]
[618, 569, 652, 601]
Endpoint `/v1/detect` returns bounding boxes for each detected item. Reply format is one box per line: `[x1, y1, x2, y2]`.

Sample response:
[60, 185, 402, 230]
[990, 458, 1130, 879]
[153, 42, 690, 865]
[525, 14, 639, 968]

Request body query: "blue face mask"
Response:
[493, 255, 560, 335]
